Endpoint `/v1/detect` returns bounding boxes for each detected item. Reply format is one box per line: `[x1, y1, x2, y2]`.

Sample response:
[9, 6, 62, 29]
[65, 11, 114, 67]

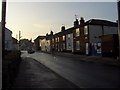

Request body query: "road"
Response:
[12, 57, 78, 88]
[21, 51, 120, 88]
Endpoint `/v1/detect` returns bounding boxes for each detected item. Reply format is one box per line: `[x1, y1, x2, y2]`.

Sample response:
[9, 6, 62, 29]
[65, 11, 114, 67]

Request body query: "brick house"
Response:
[73, 17, 86, 54]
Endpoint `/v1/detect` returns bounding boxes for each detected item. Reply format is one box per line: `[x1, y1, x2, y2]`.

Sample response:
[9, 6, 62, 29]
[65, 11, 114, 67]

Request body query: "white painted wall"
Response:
[46, 40, 50, 52]
[89, 25, 102, 43]
[41, 39, 51, 52]
[88, 25, 117, 55]
[41, 39, 46, 51]
[104, 26, 118, 35]
[66, 33, 73, 51]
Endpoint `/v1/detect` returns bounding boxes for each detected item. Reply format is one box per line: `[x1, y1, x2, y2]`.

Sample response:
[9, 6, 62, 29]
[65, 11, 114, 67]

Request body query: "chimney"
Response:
[46, 33, 48, 36]
[61, 25, 65, 32]
[50, 31, 53, 35]
[74, 19, 79, 27]
[80, 17, 85, 25]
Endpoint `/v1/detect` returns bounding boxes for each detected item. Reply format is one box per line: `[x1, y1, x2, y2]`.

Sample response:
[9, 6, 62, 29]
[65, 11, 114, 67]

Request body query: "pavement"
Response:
[40, 51, 120, 67]
[12, 57, 79, 89]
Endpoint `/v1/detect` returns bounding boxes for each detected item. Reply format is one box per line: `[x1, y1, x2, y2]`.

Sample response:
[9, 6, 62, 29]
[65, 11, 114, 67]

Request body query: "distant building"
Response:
[20, 39, 33, 50]
[40, 31, 53, 53]
[34, 36, 46, 51]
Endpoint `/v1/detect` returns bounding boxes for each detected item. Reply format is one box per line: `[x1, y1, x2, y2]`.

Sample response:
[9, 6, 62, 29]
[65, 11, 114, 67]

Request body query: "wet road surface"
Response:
[21, 51, 120, 88]
[12, 57, 79, 89]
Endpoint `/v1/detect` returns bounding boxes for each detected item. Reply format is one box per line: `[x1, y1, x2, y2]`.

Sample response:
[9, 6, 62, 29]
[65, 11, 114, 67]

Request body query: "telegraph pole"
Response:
[19, 31, 21, 50]
[1, 0, 6, 59]
[118, 1, 120, 60]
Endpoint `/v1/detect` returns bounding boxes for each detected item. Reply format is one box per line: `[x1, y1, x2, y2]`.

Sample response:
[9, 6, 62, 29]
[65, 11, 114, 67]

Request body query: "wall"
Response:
[89, 25, 102, 43]
[104, 26, 118, 35]
[41, 39, 46, 51]
[41, 39, 51, 52]
[88, 25, 102, 55]
[46, 40, 51, 52]
[5, 28, 13, 50]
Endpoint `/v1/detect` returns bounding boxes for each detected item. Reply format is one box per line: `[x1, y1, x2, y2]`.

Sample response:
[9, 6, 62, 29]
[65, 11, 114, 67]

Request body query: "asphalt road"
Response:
[21, 51, 120, 88]
[12, 57, 78, 89]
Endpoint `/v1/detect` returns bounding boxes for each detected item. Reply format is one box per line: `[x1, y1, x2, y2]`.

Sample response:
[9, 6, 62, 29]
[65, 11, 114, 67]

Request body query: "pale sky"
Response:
[0, 2, 118, 40]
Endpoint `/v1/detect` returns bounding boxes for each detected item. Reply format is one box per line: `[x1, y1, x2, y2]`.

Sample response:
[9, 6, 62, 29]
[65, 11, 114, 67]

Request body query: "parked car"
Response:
[27, 47, 35, 54]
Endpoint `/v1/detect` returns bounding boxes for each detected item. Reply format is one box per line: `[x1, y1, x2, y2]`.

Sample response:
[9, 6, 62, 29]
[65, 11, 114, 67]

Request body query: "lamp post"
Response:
[1, 0, 6, 59]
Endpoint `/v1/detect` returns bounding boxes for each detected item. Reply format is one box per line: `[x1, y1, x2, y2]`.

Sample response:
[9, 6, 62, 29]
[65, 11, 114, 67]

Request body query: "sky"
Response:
[0, 1, 118, 40]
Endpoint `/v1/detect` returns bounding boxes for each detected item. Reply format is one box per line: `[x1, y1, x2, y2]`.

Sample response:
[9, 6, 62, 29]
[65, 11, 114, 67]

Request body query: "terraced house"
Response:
[34, 18, 118, 57]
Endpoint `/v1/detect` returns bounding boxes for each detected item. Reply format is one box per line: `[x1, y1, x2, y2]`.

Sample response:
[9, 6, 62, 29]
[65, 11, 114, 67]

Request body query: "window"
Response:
[76, 28, 80, 37]
[58, 37, 59, 42]
[85, 37, 88, 39]
[63, 35, 65, 41]
[52, 39, 54, 43]
[55, 38, 57, 42]
[76, 41, 80, 50]
[68, 43, 71, 49]
[84, 26, 88, 35]
[68, 34, 70, 39]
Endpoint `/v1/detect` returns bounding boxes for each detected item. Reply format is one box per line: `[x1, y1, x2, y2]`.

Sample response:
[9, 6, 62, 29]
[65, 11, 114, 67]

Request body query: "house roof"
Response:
[35, 19, 118, 40]
[54, 26, 75, 37]
[0, 22, 12, 33]
[54, 31, 63, 37]
[34, 36, 46, 41]
[46, 34, 53, 40]
[5, 28, 12, 33]
[85, 19, 118, 26]
[65, 27, 75, 34]
[12, 37, 18, 44]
